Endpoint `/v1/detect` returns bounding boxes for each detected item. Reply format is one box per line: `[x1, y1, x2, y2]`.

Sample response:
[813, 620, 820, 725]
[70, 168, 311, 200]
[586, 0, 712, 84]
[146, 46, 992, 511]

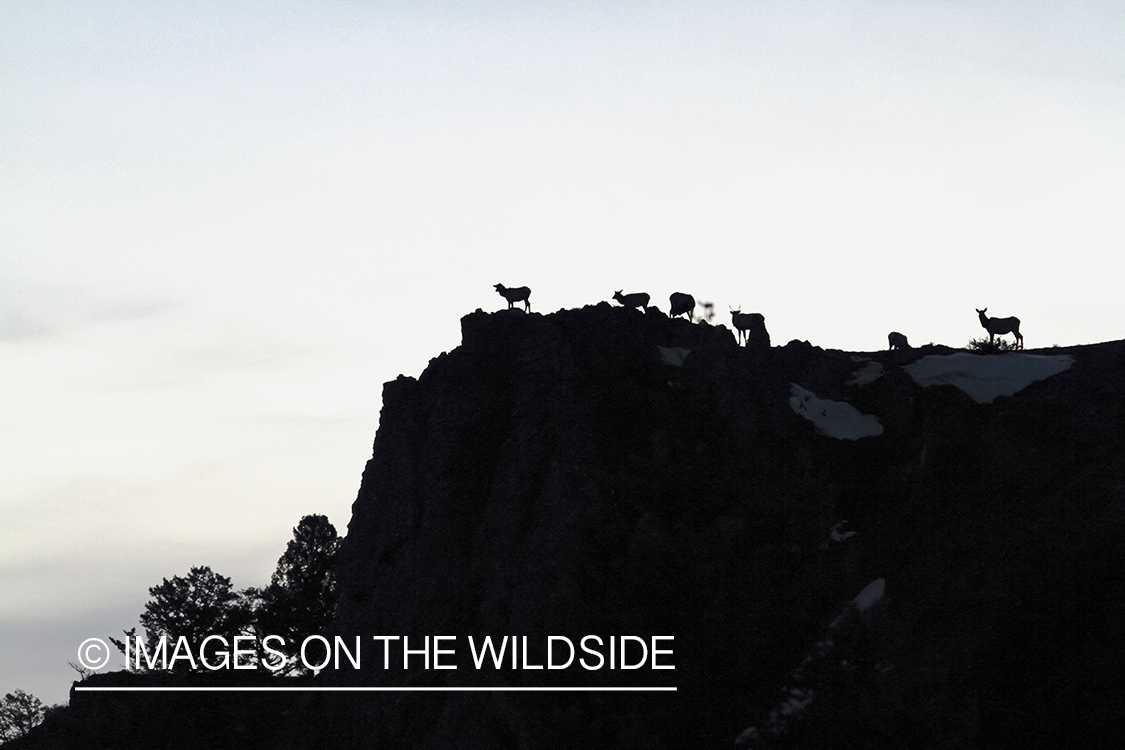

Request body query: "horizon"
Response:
[3, 1, 1125, 706]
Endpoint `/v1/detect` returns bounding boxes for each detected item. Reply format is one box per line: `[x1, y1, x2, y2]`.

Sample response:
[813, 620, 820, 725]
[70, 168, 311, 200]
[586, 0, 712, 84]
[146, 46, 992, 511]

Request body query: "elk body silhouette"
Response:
[888, 331, 910, 350]
[729, 307, 768, 347]
[976, 308, 1023, 349]
[669, 292, 695, 321]
[494, 284, 531, 312]
[613, 290, 650, 310]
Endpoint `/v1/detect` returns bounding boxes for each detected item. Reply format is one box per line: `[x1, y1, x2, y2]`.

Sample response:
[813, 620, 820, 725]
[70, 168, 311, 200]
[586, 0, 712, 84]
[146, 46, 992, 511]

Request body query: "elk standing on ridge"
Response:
[888, 331, 910, 350]
[494, 283, 531, 312]
[976, 308, 1023, 349]
[613, 290, 650, 311]
[669, 292, 695, 321]
[730, 307, 769, 347]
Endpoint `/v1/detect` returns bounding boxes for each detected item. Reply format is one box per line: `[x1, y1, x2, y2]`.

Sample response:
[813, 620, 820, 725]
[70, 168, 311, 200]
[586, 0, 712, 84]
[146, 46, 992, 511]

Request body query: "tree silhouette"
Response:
[135, 565, 255, 670]
[0, 689, 45, 741]
[110, 516, 341, 674]
[253, 515, 341, 672]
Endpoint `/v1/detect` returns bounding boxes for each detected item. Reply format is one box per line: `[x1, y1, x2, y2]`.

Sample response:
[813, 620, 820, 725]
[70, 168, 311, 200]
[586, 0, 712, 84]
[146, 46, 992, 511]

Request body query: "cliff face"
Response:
[322, 304, 1125, 749]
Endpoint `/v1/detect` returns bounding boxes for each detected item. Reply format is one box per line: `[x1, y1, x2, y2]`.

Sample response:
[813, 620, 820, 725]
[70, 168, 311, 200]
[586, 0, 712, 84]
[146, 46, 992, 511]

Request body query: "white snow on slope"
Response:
[789, 385, 884, 440]
[851, 578, 886, 615]
[736, 578, 887, 745]
[829, 578, 887, 628]
[658, 346, 691, 367]
[846, 356, 884, 386]
[903, 352, 1074, 404]
[830, 520, 856, 542]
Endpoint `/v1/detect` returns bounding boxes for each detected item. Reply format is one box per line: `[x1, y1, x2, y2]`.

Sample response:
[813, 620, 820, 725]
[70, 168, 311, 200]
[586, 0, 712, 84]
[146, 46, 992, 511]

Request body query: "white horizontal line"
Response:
[74, 686, 676, 692]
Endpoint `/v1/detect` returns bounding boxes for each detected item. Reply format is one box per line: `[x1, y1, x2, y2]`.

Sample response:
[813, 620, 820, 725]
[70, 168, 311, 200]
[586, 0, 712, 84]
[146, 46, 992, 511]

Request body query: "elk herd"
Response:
[494, 283, 1025, 351]
[492, 283, 771, 347]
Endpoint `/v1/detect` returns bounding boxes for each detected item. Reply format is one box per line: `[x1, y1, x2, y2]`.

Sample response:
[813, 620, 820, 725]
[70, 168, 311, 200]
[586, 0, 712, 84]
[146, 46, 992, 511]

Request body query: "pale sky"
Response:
[3, 1, 1124, 705]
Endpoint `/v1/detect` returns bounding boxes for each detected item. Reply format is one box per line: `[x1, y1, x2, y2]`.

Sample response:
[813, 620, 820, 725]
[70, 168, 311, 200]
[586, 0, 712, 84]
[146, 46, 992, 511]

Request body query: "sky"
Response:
[2, 1, 1124, 705]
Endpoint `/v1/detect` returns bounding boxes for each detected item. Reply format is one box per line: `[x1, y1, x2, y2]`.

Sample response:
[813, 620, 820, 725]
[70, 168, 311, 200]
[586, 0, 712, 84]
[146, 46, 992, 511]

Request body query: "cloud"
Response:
[0, 282, 170, 342]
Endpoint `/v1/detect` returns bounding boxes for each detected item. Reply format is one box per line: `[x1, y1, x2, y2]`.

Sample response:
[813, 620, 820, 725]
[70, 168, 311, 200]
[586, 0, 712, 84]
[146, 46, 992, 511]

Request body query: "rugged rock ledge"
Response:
[21, 304, 1124, 748]
[317, 304, 1125, 748]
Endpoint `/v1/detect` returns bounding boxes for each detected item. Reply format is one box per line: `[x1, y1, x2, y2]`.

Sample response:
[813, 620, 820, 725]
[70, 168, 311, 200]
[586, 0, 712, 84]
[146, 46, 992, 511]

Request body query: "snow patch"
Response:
[852, 578, 885, 614]
[829, 578, 886, 629]
[846, 356, 884, 385]
[830, 521, 856, 542]
[778, 687, 815, 717]
[735, 726, 760, 744]
[903, 352, 1074, 404]
[789, 385, 884, 440]
[657, 346, 691, 367]
[737, 579, 887, 745]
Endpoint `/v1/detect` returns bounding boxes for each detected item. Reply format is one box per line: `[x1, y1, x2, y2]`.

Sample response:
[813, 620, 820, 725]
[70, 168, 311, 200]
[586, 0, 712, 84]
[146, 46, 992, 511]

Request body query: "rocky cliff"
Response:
[313, 304, 1125, 748]
[27, 304, 1124, 749]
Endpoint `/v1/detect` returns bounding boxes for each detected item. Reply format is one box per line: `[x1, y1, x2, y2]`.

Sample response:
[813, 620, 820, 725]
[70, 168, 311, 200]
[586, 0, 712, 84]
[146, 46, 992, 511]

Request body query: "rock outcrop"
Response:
[26, 304, 1124, 749]
[317, 304, 1125, 748]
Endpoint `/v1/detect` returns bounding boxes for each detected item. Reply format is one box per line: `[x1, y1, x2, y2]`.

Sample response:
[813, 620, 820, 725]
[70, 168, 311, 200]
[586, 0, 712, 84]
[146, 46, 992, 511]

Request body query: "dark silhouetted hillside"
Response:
[19, 303, 1125, 748]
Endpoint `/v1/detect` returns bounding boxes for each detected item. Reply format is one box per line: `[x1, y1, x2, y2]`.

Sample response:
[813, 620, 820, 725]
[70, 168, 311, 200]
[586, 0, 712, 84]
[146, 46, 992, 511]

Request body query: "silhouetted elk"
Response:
[669, 292, 695, 321]
[976, 308, 1023, 349]
[888, 331, 911, 350]
[494, 283, 531, 312]
[729, 307, 769, 347]
[613, 290, 650, 310]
